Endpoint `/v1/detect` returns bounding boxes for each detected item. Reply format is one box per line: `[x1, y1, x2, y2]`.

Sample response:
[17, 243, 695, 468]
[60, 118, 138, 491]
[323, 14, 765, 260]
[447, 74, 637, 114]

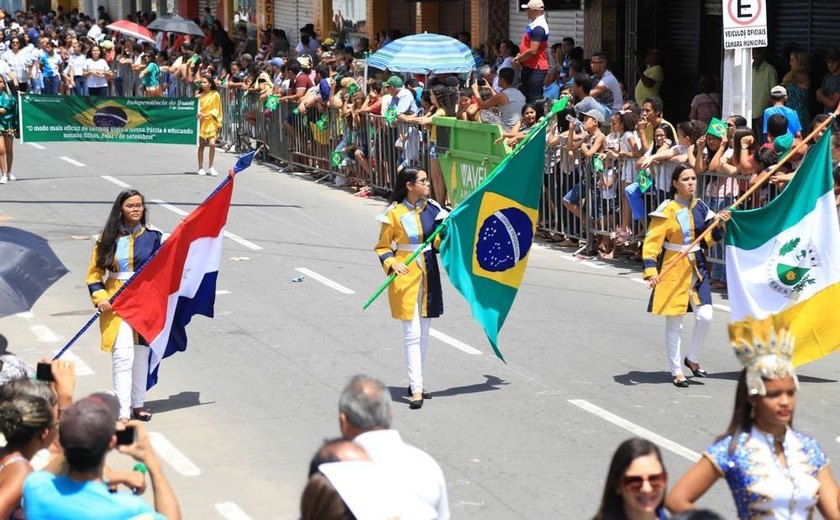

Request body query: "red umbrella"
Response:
[105, 20, 156, 45]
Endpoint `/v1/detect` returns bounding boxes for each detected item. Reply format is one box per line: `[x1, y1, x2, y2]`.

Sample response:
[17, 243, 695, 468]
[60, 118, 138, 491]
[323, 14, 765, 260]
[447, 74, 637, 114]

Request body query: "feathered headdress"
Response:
[729, 314, 798, 396]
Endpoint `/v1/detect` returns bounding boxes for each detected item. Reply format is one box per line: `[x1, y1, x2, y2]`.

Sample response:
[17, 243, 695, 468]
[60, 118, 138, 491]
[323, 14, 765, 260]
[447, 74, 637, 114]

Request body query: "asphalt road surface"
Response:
[3, 140, 840, 519]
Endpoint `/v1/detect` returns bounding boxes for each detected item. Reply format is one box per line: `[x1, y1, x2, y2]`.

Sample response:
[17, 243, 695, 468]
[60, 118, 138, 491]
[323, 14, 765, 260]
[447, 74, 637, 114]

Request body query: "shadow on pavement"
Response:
[387, 375, 509, 402]
[144, 391, 215, 414]
[706, 370, 837, 384]
[613, 371, 673, 385]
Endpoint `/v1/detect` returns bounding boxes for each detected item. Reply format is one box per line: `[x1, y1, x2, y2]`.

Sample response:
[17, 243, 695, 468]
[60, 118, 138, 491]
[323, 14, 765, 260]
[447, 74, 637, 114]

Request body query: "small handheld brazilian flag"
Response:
[636, 169, 653, 193]
[706, 117, 727, 139]
[384, 107, 398, 125]
[316, 114, 328, 131]
[265, 95, 279, 112]
[331, 150, 342, 168]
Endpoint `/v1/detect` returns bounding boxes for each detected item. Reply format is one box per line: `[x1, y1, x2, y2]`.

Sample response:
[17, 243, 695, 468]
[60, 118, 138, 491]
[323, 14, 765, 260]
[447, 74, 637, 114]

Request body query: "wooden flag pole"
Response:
[657, 105, 840, 283]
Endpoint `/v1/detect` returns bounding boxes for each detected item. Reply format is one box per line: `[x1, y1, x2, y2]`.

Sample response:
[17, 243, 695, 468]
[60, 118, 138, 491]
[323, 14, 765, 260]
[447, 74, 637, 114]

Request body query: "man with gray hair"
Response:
[478, 64, 500, 93]
[338, 375, 450, 519]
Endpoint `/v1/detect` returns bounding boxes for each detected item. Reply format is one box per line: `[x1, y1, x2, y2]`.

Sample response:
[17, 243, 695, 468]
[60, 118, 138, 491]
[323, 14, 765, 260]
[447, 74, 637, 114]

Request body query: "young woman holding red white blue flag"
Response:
[85, 190, 161, 422]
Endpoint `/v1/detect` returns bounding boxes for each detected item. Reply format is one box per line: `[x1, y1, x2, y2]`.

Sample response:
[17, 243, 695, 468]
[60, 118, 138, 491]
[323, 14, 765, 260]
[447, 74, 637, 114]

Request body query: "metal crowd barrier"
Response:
[85, 75, 764, 268]
[538, 138, 751, 267]
[210, 94, 754, 267]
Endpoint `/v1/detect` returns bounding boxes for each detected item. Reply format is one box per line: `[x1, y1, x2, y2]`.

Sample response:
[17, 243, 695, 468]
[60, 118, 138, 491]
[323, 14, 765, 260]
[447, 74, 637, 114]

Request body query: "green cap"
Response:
[706, 117, 727, 138]
[384, 75, 404, 88]
[773, 133, 794, 155]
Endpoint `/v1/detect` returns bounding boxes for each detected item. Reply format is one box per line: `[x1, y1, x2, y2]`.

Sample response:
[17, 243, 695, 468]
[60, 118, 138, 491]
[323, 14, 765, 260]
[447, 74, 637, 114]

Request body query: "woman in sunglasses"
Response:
[593, 437, 669, 520]
[373, 167, 447, 410]
[667, 316, 840, 518]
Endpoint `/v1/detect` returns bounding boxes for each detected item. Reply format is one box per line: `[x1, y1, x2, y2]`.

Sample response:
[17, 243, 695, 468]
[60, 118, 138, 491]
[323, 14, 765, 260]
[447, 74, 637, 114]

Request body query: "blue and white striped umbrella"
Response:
[366, 33, 479, 74]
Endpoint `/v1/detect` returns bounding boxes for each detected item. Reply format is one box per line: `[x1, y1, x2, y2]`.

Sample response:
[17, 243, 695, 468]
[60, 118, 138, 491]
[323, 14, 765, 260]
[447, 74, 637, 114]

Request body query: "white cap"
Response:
[582, 108, 605, 124]
[521, 0, 545, 10]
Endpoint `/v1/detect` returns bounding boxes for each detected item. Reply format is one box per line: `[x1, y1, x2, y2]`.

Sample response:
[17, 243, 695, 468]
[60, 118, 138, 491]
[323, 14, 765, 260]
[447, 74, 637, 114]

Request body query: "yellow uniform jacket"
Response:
[85, 225, 162, 351]
[374, 198, 447, 320]
[642, 198, 721, 316]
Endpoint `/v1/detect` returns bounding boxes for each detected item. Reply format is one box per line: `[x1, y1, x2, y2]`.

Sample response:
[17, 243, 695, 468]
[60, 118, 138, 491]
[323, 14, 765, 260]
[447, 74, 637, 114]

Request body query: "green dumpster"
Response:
[433, 118, 508, 206]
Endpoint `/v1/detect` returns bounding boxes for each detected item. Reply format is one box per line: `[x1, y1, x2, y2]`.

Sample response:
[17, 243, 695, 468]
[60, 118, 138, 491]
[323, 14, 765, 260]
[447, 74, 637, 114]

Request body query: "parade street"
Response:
[4, 141, 840, 519]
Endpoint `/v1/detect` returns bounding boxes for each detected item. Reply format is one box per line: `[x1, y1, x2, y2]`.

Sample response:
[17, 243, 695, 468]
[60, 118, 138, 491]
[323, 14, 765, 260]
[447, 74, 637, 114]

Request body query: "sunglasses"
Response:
[621, 472, 667, 492]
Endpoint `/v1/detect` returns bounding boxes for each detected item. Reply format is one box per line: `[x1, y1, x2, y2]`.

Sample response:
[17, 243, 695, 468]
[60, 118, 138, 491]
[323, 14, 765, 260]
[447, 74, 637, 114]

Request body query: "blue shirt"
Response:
[39, 52, 62, 78]
[23, 472, 166, 520]
[762, 104, 802, 140]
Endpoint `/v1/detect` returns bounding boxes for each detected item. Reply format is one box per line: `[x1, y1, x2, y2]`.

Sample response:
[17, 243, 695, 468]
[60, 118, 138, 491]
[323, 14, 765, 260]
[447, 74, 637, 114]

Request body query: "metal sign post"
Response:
[721, 0, 767, 120]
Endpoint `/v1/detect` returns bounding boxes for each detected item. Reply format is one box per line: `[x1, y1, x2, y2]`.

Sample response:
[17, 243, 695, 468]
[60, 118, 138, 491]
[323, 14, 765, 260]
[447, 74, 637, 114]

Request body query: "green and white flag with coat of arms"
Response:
[725, 129, 840, 366]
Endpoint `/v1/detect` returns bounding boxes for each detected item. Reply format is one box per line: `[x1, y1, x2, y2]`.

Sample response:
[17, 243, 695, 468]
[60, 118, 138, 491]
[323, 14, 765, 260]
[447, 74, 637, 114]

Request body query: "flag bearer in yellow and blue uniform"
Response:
[642, 165, 730, 388]
[374, 167, 447, 410]
[86, 190, 161, 421]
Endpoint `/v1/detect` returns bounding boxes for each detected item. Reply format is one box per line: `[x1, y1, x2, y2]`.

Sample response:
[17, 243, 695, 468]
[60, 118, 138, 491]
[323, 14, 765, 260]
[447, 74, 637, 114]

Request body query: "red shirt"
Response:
[519, 15, 549, 71]
[294, 72, 313, 93]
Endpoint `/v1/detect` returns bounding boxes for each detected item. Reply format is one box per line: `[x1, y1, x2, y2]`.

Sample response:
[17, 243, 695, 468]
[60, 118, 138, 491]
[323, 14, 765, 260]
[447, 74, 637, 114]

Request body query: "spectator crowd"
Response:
[3, 5, 840, 518]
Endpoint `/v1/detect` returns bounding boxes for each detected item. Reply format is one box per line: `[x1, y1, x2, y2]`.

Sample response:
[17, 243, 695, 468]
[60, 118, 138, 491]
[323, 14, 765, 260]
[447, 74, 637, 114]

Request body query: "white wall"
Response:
[508, 1, 584, 48]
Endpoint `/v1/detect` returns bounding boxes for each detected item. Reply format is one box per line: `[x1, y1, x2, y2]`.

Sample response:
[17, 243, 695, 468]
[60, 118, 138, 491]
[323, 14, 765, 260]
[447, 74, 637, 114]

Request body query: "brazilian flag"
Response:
[73, 100, 149, 129]
[439, 125, 546, 362]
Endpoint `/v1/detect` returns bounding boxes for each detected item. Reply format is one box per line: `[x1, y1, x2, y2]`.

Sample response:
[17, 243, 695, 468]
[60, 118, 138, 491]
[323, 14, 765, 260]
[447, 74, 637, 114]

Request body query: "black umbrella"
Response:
[148, 15, 205, 37]
[0, 227, 69, 317]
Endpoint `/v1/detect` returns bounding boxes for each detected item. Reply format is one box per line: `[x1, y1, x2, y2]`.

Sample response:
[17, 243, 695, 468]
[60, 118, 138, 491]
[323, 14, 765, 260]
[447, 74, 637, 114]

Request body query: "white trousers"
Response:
[112, 320, 149, 419]
[665, 304, 713, 376]
[402, 287, 431, 394]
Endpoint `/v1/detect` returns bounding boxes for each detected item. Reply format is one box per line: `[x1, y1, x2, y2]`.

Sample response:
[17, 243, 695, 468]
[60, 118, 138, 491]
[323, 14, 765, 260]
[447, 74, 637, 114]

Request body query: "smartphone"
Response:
[116, 426, 136, 446]
[36, 362, 54, 382]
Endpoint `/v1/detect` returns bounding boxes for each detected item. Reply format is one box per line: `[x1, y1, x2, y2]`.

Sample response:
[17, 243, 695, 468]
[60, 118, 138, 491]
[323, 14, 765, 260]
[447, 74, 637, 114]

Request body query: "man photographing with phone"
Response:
[21, 393, 182, 520]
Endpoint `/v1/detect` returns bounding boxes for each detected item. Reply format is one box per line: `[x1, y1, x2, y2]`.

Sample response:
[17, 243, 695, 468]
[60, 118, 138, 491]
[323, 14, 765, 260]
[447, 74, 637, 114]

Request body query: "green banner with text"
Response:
[20, 95, 198, 145]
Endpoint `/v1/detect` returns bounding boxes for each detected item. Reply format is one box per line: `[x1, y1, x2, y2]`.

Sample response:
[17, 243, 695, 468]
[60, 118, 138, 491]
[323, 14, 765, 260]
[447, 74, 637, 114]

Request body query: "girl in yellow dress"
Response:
[196, 74, 222, 176]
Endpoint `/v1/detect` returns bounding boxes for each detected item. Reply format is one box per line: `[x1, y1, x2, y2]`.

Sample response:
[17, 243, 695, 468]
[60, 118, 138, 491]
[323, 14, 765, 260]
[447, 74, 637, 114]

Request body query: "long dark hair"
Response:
[431, 85, 457, 117]
[668, 164, 694, 199]
[95, 190, 148, 269]
[652, 123, 676, 154]
[388, 167, 422, 204]
[716, 369, 795, 454]
[593, 438, 666, 520]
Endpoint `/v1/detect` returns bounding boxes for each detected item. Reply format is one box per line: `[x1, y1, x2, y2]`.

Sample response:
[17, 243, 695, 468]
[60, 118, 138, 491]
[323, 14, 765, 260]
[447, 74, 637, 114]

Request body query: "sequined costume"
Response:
[705, 426, 827, 519]
[0, 90, 17, 135]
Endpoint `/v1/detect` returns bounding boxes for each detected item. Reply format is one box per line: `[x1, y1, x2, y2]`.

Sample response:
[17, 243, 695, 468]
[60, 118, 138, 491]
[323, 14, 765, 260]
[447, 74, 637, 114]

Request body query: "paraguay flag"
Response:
[111, 152, 255, 388]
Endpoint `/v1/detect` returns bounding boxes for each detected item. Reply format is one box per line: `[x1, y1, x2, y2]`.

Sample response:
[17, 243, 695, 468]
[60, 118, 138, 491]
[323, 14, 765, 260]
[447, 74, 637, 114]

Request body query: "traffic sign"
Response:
[722, 0, 767, 49]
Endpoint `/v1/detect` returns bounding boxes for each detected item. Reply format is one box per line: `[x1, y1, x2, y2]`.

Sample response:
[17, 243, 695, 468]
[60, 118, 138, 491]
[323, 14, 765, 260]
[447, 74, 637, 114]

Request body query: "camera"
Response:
[36, 362, 54, 382]
[116, 426, 136, 446]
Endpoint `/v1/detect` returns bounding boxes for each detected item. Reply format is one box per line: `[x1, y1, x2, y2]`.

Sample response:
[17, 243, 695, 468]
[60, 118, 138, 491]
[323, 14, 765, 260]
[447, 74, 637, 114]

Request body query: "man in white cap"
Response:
[762, 85, 802, 141]
[513, 0, 549, 103]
